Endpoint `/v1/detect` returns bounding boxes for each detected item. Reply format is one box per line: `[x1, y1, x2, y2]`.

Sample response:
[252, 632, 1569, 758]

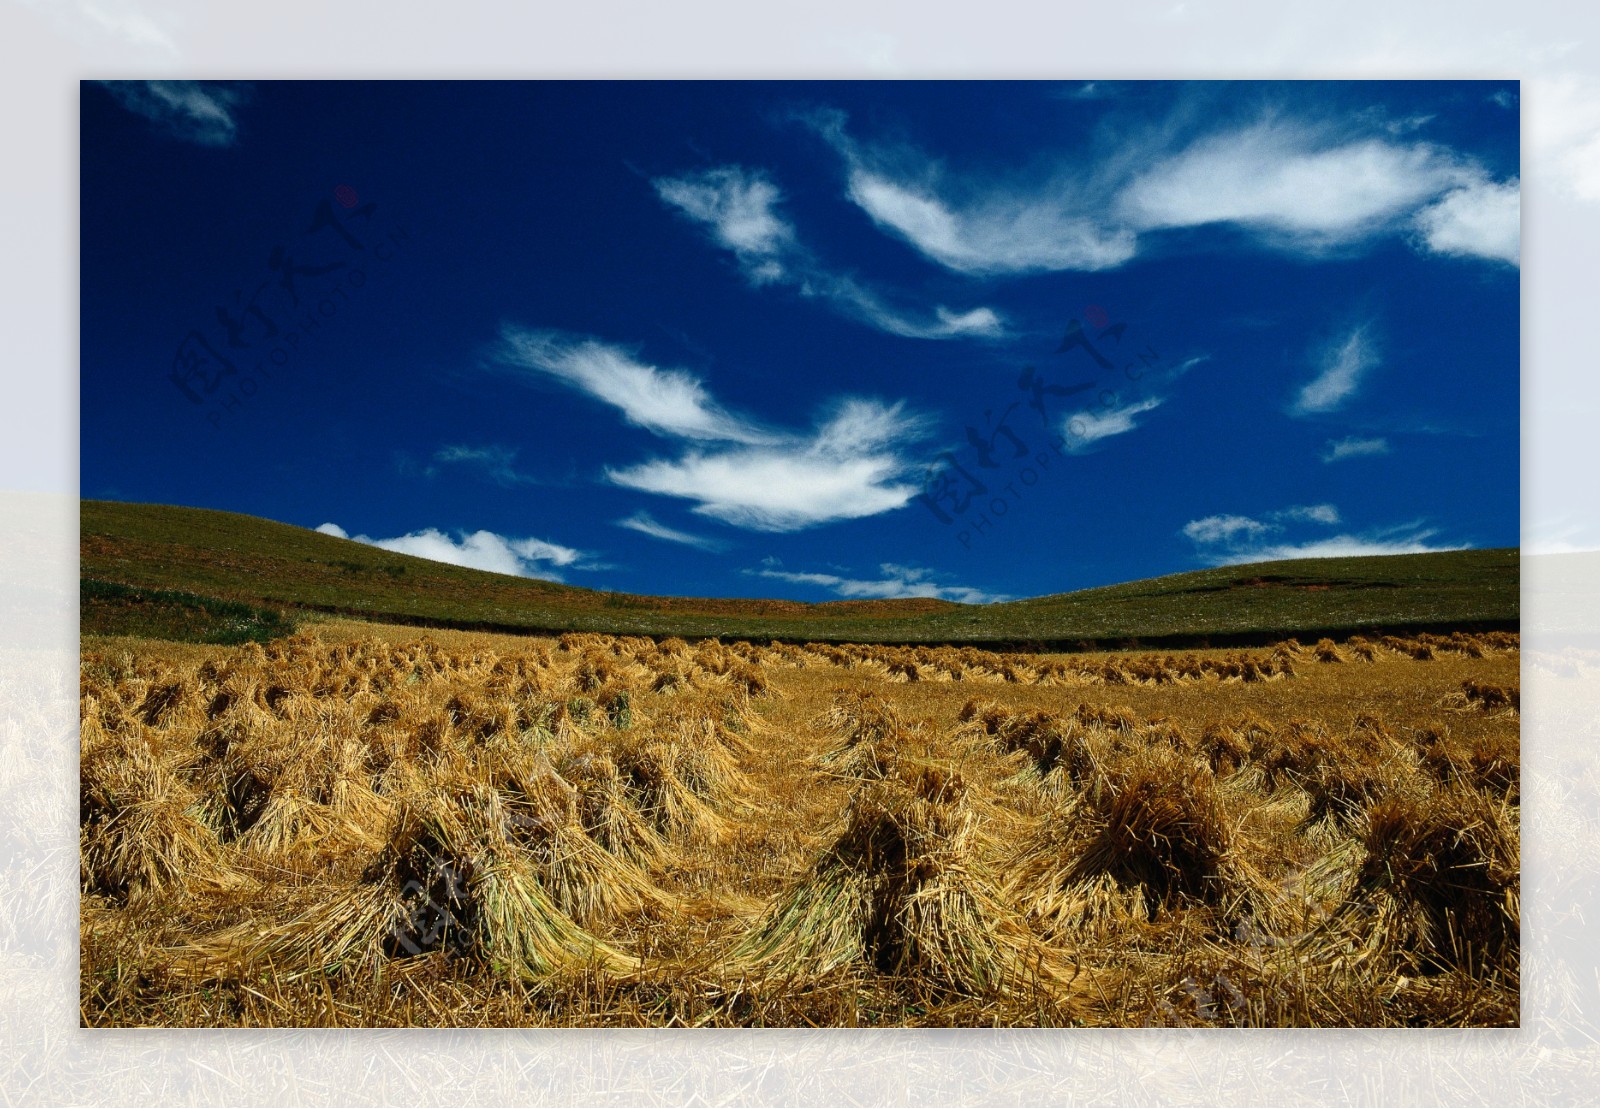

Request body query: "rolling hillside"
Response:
[81, 500, 1519, 646]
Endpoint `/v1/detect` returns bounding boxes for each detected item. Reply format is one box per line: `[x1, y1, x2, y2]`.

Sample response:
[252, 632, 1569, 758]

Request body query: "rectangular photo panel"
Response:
[79, 79, 1520, 1028]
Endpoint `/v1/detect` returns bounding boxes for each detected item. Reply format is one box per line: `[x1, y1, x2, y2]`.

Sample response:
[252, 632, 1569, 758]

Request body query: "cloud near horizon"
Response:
[1210, 532, 1466, 563]
[1180, 503, 1459, 565]
[315, 522, 586, 581]
[1181, 514, 1273, 544]
[1181, 503, 1340, 545]
[748, 561, 1008, 604]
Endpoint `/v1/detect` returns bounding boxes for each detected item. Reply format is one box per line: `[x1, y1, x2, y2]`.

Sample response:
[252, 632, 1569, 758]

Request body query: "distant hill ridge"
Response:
[80, 500, 1519, 647]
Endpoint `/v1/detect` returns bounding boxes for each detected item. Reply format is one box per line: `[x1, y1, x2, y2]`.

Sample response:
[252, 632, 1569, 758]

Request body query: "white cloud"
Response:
[1180, 503, 1457, 564]
[314, 522, 585, 581]
[1322, 435, 1391, 462]
[654, 167, 794, 281]
[932, 306, 1005, 334]
[1210, 532, 1465, 564]
[1277, 503, 1342, 525]
[498, 328, 771, 444]
[98, 81, 246, 146]
[804, 274, 1005, 338]
[615, 510, 727, 552]
[748, 562, 1008, 604]
[844, 168, 1138, 274]
[1292, 328, 1378, 415]
[654, 165, 1006, 339]
[1182, 514, 1272, 544]
[499, 328, 932, 533]
[1167, 354, 1213, 378]
[1061, 396, 1164, 452]
[1414, 178, 1520, 265]
[608, 398, 926, 532]
[431, 444, 541, 486]
[818, 109, 1504, 274]
[1183, 504, 1340, 545]
[1121, 121, 1474, 245]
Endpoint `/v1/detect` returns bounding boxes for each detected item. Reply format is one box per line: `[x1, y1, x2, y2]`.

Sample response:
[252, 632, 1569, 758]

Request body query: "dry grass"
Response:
[80, 623, 1518, 1027]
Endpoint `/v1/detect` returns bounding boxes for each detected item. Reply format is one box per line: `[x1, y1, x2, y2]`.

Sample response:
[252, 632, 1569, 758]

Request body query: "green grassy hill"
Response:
[81, 500, 1519, 646]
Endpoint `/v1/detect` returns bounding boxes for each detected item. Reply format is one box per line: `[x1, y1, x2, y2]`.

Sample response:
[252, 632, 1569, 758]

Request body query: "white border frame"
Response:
[6, 1, 1598, 1102]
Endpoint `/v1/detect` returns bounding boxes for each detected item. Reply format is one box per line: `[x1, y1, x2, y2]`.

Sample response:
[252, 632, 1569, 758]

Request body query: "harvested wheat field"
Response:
[79, 622, 1520, 1027]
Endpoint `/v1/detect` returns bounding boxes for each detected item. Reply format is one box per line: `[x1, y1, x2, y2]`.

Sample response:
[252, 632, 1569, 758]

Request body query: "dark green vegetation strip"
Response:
[81, 500, 1519, 647]
[81, 578, 297, 645]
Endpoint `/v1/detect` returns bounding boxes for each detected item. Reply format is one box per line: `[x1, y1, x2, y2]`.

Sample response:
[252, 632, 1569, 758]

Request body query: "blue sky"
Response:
[80, 80, 1520, 604]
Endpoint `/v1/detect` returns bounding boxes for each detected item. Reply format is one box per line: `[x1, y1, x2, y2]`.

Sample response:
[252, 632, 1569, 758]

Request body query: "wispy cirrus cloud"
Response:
[747, 561, 1008, 604]
[501, 329, 930, 532]
[498, 328, 773, 444]
[1051, 353, 1206, 454]
[1062, 396, 1164, 452]
[315, 522, 588, 582]
[609, 397, 927, 532]
[808, 109, 1135, 274]
[653, 165, 1005, 339]
[1277, 503, 1342, 525]
[430, 444, 542, 486]
[1379, 113, 1437, 137]
[653, 167, 794, 283]
[1322, 435, 1391, 462]
[813, 107, 1514, 274]
[615, 510, 728, 552]
[1120, 120, 1477, 247]
[98, 81, 248, 146]
[1292, 327, 1378, 416]
[843, 167, 1138, 274]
